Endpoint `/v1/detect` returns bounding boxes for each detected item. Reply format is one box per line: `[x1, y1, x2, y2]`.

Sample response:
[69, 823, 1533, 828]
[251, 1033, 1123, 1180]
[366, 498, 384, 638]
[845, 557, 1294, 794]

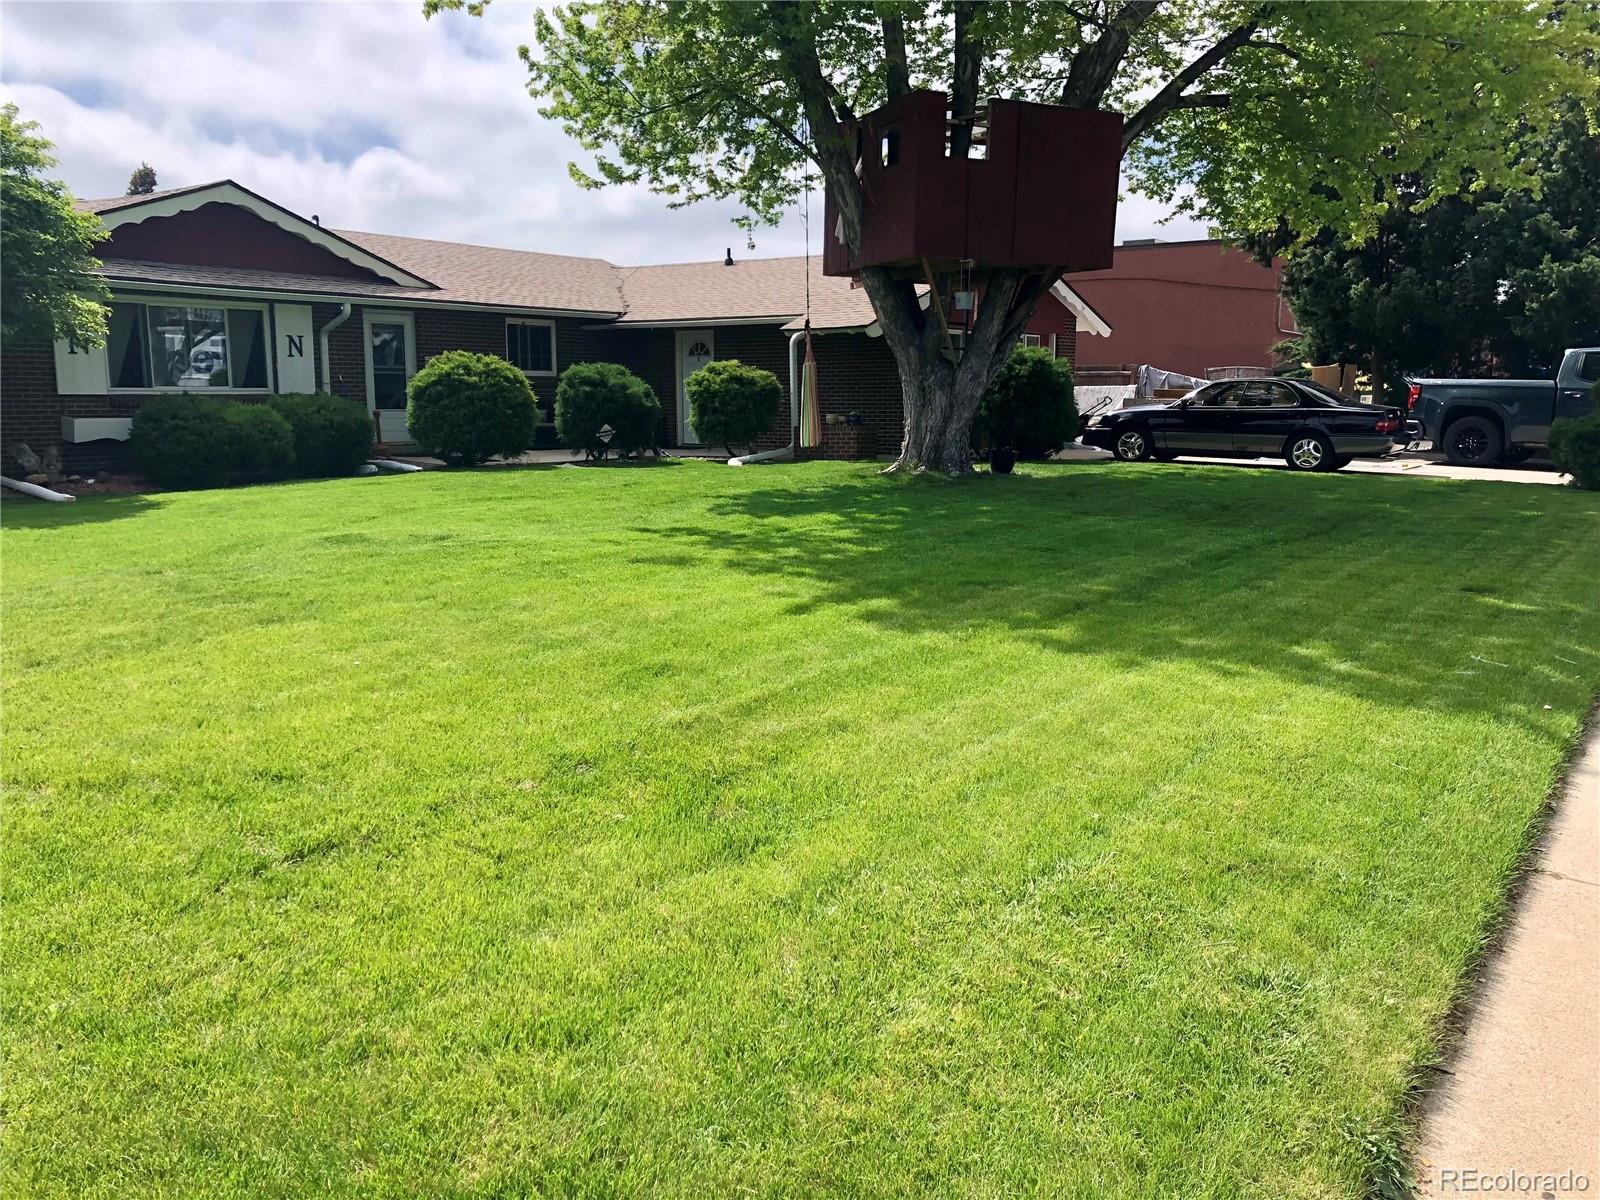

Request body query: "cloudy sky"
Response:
[0, 1, 1205, 264]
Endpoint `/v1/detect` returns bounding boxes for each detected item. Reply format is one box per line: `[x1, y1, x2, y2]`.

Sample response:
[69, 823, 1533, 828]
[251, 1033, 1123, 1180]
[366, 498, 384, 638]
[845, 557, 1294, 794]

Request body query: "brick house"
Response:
[2, 180, 1111, 472]
[1069, 238, 1296, 378]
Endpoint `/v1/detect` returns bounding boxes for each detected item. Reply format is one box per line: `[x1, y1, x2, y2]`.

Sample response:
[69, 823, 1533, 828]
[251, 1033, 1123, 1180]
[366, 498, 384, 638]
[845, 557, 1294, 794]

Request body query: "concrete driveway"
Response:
[1060, 444, 1575, 486]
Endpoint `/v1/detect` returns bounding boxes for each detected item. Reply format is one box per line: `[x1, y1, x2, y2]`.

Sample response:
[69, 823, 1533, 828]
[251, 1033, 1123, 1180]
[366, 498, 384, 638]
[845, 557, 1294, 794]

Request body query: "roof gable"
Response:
[86, 181, 432, 288]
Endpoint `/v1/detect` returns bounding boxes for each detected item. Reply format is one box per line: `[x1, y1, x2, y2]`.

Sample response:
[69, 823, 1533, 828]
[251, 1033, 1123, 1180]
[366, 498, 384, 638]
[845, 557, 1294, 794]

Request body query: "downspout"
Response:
[319, 302, 353, 397]
[1, 475, 74, 502]
[728, 329, 803, 466]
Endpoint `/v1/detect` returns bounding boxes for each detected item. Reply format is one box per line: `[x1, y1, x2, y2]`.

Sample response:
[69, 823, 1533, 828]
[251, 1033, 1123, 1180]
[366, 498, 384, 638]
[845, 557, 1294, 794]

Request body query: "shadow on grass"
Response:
[646, 464, 1600, 740]
[0, 493, 161, 530]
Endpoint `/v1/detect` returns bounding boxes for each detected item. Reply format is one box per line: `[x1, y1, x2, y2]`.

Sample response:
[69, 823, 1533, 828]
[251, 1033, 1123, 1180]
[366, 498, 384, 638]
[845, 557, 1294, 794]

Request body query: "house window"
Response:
[107, 300, 269, 391]
[1020, 334, 1041, 349]
[506, 319, 556, 376]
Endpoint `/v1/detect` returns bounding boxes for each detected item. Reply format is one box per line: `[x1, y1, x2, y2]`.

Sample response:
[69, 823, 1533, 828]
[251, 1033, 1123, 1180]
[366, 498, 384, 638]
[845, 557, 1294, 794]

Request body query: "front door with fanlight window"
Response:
[364, 310, 417, 444]
[676, 329, 715, 445]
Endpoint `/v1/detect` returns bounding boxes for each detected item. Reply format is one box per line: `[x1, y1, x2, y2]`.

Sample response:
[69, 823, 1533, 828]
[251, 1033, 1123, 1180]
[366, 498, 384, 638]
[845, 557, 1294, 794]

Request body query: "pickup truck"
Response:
[1408, 347, 1600, 466]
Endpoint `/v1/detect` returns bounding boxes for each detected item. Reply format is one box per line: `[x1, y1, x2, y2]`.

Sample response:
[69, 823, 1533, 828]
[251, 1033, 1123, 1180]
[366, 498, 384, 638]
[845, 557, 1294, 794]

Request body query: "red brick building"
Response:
[1068, 239, 1296, 378]
[2, 180, 1111, 472]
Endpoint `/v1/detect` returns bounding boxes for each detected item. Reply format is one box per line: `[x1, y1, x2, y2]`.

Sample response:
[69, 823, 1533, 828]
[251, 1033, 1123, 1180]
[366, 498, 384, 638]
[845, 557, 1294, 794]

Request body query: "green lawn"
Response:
[4, 460, 1597, 1198]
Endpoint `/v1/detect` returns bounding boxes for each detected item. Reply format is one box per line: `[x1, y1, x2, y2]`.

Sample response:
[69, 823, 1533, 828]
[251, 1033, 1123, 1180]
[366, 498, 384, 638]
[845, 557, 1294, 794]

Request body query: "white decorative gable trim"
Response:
[97, 181, 434, 289]
[1051, 280, 1112, 337]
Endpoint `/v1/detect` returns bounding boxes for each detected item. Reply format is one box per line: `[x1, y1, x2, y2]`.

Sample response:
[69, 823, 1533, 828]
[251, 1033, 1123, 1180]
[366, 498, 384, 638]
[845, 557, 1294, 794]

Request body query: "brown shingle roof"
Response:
[83, 181, 1077, 332]
[334, 229, 625, 316]
[614, 255, 870, 327]
[76, 181, 228, 215]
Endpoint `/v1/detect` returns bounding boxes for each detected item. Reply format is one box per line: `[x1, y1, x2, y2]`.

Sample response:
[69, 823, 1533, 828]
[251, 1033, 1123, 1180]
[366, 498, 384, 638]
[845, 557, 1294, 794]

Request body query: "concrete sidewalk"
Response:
[1412, 717, 1600, 1197]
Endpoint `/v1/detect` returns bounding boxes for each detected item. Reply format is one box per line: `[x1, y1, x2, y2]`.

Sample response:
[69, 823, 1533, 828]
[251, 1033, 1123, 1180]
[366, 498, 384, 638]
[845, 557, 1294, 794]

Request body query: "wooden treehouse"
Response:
[822, 90, 1122, 282]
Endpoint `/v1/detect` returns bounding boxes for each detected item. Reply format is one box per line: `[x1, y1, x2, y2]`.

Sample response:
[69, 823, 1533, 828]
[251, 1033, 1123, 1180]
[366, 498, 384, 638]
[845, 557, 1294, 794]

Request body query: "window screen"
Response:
[506, 321, 555, 375]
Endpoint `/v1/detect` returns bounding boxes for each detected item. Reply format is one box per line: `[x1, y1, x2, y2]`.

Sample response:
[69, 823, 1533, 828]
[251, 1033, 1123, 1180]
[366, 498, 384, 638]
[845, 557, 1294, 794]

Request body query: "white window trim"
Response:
[106, 294, 276, 395]
[1020, 333, 1042, 348]
[505, 318, 558, 378]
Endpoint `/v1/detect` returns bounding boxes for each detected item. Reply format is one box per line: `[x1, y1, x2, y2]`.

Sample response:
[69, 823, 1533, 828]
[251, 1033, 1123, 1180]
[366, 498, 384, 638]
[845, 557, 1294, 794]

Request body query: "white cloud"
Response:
[0, 1, 1205, 264]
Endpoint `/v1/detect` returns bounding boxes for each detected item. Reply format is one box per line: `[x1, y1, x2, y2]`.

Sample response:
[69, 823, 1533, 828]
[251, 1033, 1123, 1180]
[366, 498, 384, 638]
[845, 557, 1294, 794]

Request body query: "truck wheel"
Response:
[1442, 416, 1503, 467]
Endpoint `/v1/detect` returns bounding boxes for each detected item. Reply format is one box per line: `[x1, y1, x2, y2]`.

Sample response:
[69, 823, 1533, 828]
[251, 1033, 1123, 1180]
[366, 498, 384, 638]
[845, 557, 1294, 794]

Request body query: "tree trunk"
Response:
[857, 265, 1057, 476]
[890, 359, 986, 475]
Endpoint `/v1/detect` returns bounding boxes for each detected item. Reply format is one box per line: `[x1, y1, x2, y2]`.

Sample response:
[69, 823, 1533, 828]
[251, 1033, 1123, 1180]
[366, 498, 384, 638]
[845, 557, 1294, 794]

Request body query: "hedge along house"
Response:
[2, 179, 1110, 473]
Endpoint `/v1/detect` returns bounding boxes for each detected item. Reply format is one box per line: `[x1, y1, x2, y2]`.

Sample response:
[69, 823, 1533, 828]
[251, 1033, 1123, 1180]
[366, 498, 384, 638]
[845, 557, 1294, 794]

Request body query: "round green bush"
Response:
[1548, 404, 1600, 491]
[685, 359, 782, 453]
[406, 350, 538, 465]
[555, 362, 662, 459]
[220, 402, 295, 479]
[130, 395, 237, 489]
[130, 395, 295, 488]
[268, 392, 374, 477]
[974, 345, 1078, 460]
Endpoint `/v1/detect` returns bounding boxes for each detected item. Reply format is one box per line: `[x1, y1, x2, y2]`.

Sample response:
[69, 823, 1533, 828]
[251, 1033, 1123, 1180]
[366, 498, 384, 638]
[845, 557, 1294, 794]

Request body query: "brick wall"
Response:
[597, 324, 903, 458]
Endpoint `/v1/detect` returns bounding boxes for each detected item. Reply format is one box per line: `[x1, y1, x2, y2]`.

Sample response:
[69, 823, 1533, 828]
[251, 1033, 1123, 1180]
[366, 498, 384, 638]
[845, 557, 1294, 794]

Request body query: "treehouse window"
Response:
[880, 130, 900, 168]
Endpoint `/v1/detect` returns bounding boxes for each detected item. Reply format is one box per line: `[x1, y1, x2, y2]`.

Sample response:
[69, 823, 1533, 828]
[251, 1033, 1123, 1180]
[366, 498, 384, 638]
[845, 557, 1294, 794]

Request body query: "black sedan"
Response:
[1080, 378, 1404, 471]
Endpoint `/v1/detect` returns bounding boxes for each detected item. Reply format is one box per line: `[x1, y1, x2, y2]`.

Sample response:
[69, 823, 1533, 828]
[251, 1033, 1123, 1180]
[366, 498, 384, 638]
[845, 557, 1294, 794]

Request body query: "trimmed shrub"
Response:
[685, 359, 782, 453]
[555, 362, 662, 459]
[406, 350, 538, 465]
[130, 395, 238, 489]
[1548, 403, 1600, 490]
[130, 395, 295, 488]
[974, 346, 1078, 460]
[219, 403, 295, 479]
[269, 392, 374, 477]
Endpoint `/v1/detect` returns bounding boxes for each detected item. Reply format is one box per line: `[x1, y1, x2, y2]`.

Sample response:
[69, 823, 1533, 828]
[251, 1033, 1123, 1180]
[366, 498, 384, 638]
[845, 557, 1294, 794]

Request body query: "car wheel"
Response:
[1442, 416, 1503, 467]
[1285, 431, 1336, 472]
[1113, 426, 1153, 462]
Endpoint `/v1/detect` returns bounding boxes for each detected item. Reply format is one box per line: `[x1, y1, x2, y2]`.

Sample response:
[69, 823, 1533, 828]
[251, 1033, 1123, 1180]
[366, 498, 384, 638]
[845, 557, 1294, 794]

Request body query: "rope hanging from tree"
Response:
[799, 133, 822, 450]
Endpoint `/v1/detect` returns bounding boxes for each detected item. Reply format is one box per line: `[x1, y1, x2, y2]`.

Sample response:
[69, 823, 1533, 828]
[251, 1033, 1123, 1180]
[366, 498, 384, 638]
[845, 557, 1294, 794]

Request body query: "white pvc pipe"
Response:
[368, 458, 424, 472]
[729, 329, 804, 467]
[728, 446, 794, 466]
[1, 475, 75, 502]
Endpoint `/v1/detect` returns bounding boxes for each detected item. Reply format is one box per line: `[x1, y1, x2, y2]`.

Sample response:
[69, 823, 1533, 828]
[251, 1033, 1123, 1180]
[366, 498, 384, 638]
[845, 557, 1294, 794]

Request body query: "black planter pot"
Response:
[988, 447, 1017, 475]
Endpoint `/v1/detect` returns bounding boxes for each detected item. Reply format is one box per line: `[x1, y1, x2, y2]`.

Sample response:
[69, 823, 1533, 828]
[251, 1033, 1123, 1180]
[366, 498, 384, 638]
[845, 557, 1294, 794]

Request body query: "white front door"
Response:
[364, 310, 417, 444]
[676, 329, 715, 444]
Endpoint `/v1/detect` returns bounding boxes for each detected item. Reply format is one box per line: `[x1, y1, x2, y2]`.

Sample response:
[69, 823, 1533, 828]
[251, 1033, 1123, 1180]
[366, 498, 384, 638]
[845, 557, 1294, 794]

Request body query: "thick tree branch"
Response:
[995, 271, 1059, 352]
[1121, 15, 1261, 151]
[880, 8, 911, 99]
[1060, 0, 1161, 109]
[949, 1, 985, 159]
[766, 1, 867, 253]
